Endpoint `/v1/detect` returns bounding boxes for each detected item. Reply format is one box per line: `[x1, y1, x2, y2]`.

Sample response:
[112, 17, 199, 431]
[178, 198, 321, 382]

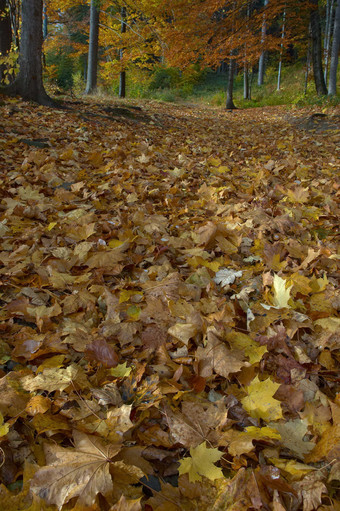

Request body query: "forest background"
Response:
[0, 0, 339, 107]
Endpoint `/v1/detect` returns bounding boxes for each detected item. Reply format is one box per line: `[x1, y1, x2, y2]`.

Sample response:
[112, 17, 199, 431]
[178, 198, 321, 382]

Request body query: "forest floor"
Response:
[0, 97, 339, 511]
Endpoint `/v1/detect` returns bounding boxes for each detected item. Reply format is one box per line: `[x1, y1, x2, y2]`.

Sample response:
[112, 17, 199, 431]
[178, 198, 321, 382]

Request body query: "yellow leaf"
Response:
[272, 274, 293, 308]
[47, 222, 57, 231]
[108, 239, 124, 248]
[226, 332, 267, 364]
[241, 376, 282, 422]
[0, 411, 9, 437]
[109, 362, 132, 377]
[178, 442, 223, 482]
[269, 458, 314, 481]
[119, 290, 142, 304]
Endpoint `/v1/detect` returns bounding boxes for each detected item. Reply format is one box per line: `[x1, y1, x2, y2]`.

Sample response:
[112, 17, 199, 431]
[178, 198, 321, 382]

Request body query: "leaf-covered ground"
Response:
[0, 96, 339, 511]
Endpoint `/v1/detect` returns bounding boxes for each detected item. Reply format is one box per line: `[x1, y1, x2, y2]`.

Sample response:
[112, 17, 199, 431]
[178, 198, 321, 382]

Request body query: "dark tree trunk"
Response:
[0, 0, 54, 105]
[85, 0, 99, 94]
[0, 0, 12, 84]
[328, 0, 340, 95]
[226, 58, 236, 109]
[119, 6, 126, 98]
[258, 0, 269, 86]
[310, 0, 328, 95]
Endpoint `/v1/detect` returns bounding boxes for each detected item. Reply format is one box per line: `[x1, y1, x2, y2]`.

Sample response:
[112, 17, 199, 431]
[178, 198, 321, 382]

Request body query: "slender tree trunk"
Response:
[277, 8, 286, 91]
[258, 0, 268, 86]
[310, 0, 328, 94]
[226, 57, 236, 109]
[0, 0, 12, 84]
[0, 0, 54, 106]
[119, 6, 126, 98]
[324, 0, 334, 84]
[244, 62, 249, 99]
[328, 0, 340, 95]
[304, 29, 312, 95]
[85, 0, 99, 94]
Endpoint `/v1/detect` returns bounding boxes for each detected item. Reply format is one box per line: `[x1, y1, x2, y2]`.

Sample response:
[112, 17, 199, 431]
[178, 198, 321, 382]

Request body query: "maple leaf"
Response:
[262, 274, 293, 309]
[178, 441, 223, 482]
[31, 430, 143, 508]
[241, 376, 283, 422]
[31, 430, 119, 508]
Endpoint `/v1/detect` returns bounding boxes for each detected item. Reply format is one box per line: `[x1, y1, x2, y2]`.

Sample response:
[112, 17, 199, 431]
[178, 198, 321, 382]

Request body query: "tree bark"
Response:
[85, 0, 99, 94]
[258, 0, 268, 86]
[310, 0, 328, 95]
[277, 8, 286, 91]
[119, 6, 126, 98]
[323, 0, 334, 84]
[0, 0, 12, 84]
[328, 0, 340, 95]
[243, 63, 249, 99]
[226, 57, 236, 109]
[0, 0, 54, 106]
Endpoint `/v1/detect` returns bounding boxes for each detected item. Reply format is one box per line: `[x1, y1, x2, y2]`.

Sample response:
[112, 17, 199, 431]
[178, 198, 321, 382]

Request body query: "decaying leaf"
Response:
[31, 430, 143, 508]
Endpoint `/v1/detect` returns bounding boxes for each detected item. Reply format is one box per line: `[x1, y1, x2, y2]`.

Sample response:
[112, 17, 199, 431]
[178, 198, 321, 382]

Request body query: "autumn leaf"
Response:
[178, 442, 224, 482]
[0, 411, 9, 437]
[31, 430, 119, 508]
[241, 376, 283, 422]
[31, 430, 143, 508]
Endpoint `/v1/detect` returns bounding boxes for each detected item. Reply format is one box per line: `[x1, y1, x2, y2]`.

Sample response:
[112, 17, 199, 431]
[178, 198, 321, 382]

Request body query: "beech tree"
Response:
[85, 0, 100, 94]
[119, 6, 126, 98]
[258, 0, 269, 86]
[328, 0, 340, 95]
[310, 0, 328, 94]
[0, 0, 54, 105]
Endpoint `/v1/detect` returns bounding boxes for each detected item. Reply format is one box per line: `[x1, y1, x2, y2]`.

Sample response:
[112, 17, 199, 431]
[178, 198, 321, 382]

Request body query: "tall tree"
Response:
[323, 0, 334, 84]
[119, 6, 126, 98]
[310, 0, 328, 94]
[0, 0, 54, 105]
[0, 0, 12, 84]
[328, 0, 340, 95]
[226, 56, 236, 109]
[85, 0, 99, 94]
[258, 0, 268, 86]
[277, 7, 286, 91]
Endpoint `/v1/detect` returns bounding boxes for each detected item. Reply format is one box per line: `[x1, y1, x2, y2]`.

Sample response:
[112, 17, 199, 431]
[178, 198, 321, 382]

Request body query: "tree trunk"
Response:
[0, 0, 12, 84]
[304, 30, 312, 95]
[328, 0, 340, 95]
[277, 8, 286, 91]
[258, 0, 268, 86]
[0, 0, 54, 106]
[323, 0, 334, 84]
[226, 58, 236, 109]
[243, 63, 249, 99]
[85, 0, 99, 94]
[310, 0, 328, 95]
[119, 6, 126, 98]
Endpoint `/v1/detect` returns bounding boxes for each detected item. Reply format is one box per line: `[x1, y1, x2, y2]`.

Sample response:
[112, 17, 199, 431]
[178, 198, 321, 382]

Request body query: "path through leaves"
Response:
[0, 97, 339, 510]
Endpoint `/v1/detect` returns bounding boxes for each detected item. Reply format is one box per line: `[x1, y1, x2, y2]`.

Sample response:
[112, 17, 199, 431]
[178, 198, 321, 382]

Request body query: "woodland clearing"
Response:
[0, 98, 339, 510]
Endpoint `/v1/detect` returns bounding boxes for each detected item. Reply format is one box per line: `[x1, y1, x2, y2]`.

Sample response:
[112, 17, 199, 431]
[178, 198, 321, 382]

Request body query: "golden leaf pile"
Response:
[0, 97, 339, 510]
